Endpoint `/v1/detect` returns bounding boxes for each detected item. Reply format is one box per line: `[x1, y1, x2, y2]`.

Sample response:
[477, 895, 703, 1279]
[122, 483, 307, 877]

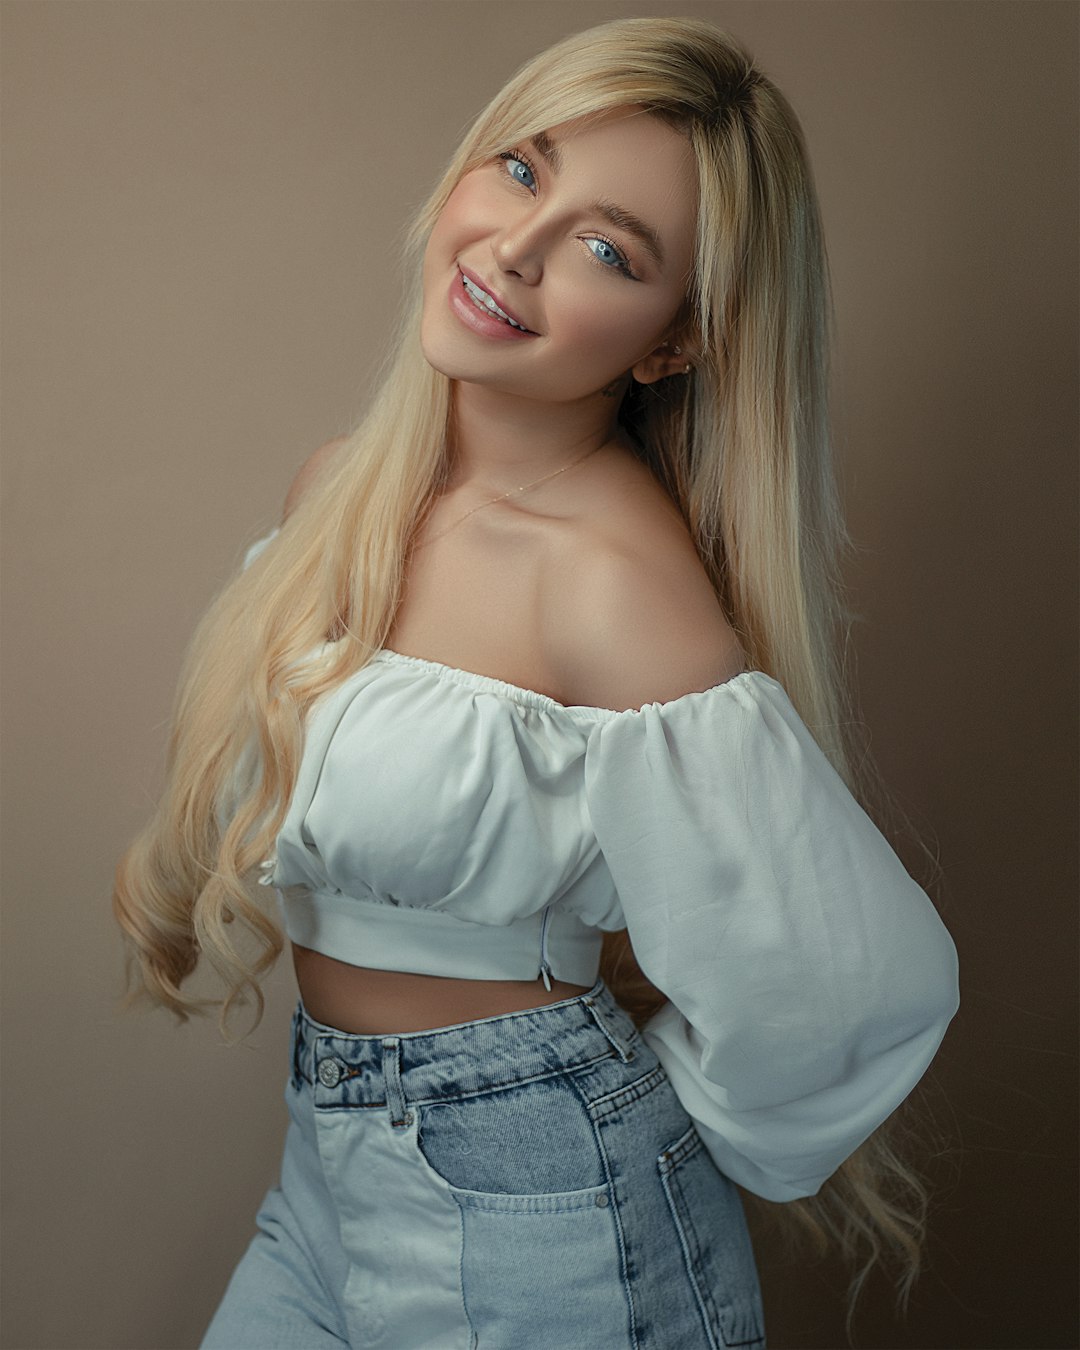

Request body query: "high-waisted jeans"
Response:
[199, 976, 766, 1349]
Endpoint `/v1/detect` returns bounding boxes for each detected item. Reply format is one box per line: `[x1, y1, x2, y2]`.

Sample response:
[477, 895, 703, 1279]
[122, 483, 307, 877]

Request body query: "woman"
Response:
[114, 17, 960, 1348]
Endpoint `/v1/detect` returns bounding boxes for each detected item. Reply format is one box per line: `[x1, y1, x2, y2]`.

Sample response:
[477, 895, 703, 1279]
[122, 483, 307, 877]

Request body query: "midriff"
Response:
[291, 942, 593, 1035]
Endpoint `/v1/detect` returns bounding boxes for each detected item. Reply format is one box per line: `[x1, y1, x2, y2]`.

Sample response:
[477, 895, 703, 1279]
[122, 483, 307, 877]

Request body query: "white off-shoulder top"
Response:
[239, 527, 960, 1201]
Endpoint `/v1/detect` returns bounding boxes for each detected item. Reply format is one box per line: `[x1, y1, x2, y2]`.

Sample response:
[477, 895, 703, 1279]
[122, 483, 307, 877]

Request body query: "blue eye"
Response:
[586, 237, 629, 272]
[499, 152, 536, 192]
[495, 148, 638, 280]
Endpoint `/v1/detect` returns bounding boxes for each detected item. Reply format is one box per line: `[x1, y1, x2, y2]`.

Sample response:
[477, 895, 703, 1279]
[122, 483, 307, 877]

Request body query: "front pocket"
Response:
[412, 1079, 631, 1344]
[412, 1073, 610, 1209]
[659, 1124, 767, 1348]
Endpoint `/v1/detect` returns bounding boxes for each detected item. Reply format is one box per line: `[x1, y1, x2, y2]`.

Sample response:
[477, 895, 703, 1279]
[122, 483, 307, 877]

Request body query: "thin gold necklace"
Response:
[416, 443, 604, 549]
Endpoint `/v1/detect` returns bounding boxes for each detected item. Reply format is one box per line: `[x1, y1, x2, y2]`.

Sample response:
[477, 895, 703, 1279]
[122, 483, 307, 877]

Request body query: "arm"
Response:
[581, 667, 960, 1201]
[281, 435, 349, 521]
[241, 435, 349, 571]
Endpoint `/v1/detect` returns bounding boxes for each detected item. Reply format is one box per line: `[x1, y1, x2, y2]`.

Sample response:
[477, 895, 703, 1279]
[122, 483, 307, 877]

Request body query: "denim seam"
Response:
[299, 1047, 616, 1100]
[453, 1193, 477, 1348]
[657, 1131, 765, 1350]
[565, 1067, 641, 1348]
[585, 1063, 668, 1124]
[658, 1156, 721, 1350]
[659, 1122, 704, 1171]
[581, 997, 640, 1063]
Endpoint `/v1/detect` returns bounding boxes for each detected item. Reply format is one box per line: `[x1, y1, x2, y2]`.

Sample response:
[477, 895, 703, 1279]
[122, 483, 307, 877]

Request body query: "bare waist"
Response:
[289, 943, 596, 1035]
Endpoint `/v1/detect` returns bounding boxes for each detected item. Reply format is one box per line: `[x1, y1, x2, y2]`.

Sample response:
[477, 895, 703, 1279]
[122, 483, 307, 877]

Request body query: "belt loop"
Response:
[381, 1038, 411, 1126]
[582, 993, 637, 1063]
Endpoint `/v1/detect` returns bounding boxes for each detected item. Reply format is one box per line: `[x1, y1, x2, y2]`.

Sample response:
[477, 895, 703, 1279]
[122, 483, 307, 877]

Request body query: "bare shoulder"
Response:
[545, 467, 748, 712]
[282, 435, 349, 519]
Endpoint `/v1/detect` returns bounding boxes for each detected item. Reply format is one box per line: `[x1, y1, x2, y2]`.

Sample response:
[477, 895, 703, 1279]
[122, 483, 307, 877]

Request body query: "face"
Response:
[420, 105, 698, 404]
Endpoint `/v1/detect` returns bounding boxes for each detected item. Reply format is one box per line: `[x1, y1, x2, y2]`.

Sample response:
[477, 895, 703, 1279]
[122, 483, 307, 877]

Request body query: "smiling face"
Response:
[420, 106, 699, 404]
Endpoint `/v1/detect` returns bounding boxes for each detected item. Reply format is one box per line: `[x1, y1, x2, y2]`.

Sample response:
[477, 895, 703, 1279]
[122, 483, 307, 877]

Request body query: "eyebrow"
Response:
[528, 131, 667, 270]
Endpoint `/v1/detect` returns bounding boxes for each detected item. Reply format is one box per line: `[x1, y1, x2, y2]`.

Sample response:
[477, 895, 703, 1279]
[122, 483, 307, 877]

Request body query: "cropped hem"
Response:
[274, 885, 605, 986]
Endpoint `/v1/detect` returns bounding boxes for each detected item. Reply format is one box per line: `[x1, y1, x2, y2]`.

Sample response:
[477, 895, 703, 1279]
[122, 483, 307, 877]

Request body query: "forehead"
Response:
[534, 107, 698, 275]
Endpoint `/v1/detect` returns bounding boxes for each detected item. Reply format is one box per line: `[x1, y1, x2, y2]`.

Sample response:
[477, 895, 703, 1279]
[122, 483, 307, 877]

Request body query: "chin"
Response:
[418, 320, 500, 387]
[417, 315, 457, 379]
[419, 335, 470, 384]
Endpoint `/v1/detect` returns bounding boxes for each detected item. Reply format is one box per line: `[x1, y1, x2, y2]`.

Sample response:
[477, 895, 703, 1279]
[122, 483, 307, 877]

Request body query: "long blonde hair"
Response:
[113, 16, 953, 1335]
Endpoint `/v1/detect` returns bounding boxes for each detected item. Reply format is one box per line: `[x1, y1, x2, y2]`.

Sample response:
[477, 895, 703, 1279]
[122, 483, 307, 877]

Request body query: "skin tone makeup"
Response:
[420, 104, 699, 496]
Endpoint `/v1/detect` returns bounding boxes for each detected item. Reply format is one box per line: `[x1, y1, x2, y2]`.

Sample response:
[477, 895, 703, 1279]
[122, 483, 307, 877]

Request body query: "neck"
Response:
[444, 378, 633, 495]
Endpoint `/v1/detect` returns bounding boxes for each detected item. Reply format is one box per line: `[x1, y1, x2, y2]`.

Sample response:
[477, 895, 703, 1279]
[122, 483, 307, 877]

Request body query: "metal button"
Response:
[317, 1058, 343, 1087]
[595, 1192, 609, 1207]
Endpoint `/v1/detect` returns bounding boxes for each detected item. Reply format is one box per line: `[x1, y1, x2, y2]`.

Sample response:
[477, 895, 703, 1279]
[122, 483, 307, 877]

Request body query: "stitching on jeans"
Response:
[458, 1234, 477, 1350]
[296, 1037, 616, 1094]
[585, 1063, 668, 1123]
[658, 1160, 721, 1350]
[306, 1049, 617, 1111]
[564, 1065, 642, 1346]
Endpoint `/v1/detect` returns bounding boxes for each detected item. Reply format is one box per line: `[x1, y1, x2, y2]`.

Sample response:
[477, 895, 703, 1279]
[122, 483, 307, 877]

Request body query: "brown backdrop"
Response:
[2, 3, 1076, 1347]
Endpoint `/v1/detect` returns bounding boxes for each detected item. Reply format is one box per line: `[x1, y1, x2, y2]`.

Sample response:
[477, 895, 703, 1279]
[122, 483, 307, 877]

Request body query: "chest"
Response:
[384, 502, 571, 702]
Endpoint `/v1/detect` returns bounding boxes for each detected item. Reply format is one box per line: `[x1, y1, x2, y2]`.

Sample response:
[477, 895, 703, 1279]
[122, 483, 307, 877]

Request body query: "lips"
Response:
[457, 264, 537, 333]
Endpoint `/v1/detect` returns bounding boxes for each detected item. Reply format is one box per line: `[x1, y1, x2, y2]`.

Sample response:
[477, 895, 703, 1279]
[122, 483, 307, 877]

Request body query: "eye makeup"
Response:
[495, 147, 642, 280]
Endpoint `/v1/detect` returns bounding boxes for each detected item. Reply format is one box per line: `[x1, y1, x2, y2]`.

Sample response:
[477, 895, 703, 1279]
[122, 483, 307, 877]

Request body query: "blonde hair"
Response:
[113, 16, 953, 1336]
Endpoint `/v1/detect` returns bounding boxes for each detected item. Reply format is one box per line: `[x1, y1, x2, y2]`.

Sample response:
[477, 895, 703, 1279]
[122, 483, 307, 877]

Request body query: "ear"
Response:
[630, 339, 695, 386]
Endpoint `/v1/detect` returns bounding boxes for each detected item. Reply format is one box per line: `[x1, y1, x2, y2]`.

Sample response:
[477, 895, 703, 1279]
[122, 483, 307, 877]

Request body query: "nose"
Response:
[491, 215, 545, 286]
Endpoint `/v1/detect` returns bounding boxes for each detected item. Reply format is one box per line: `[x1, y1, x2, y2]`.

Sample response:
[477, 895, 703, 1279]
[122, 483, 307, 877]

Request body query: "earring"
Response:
[673, 345, 682, 355]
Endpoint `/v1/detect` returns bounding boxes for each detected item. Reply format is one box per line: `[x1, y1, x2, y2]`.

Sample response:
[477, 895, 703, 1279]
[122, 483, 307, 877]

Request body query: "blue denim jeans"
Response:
[199, 977, 766, 1348]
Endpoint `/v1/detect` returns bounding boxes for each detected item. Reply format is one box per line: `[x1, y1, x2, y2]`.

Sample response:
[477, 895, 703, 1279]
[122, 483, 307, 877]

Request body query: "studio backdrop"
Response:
[1, 3, 1076, 1348]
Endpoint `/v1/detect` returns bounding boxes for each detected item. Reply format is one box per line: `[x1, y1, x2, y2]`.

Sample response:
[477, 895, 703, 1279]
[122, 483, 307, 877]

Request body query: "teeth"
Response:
[462, 275, 528, 330]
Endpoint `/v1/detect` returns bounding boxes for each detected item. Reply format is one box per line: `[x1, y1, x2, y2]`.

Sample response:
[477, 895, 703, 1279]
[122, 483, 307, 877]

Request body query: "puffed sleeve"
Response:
[241, 525, 280, 570]
[582, 670, 960, 1202]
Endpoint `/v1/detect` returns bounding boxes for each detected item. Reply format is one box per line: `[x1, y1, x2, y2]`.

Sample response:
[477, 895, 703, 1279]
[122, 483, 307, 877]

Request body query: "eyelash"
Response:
[496, 148, 639, 280]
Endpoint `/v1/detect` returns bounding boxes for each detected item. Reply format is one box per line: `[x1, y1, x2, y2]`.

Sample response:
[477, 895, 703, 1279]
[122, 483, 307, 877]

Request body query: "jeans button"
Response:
[317, 1057, 343, 1088]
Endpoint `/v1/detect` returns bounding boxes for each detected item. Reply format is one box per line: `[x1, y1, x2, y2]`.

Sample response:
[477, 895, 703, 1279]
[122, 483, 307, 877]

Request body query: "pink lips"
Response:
[457, 264, 534, 332]
[449, 266, 538, 341]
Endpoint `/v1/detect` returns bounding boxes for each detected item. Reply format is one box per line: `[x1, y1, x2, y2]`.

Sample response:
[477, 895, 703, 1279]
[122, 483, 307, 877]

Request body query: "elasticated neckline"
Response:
[369, 646, 767, 722]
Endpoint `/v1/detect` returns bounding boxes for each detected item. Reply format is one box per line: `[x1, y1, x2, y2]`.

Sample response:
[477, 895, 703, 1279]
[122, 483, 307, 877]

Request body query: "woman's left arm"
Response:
[582, 670, 960, 1202]
[240, 434, 348, 571]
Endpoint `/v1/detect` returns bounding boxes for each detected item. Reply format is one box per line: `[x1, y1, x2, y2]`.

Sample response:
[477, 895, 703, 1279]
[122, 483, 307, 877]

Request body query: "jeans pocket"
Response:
[413, 1076, 629, 1345]
[412, 1072, 612, 1212]
[659, 1124, 767, 1348]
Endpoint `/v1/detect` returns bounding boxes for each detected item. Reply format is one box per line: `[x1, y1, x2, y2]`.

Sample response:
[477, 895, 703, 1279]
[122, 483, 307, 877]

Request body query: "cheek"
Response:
[548, 282, 671, 367]
[429, 176, 494, 252]
[425, 208, 458, 267]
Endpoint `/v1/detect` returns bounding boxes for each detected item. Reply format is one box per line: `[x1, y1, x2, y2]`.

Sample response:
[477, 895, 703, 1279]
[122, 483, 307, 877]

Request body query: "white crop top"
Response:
[239, 528, 960, 1200]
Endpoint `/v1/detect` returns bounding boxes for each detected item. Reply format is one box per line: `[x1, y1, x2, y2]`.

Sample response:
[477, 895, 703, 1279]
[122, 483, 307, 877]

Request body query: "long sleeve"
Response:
[241, 525, 280, 571]
[582, 671, 960, 1202]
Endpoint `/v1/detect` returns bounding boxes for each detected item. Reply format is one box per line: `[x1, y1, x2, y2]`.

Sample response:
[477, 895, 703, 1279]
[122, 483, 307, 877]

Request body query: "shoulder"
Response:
[282, 435, 349, 519]
[545, 472, 748, 713]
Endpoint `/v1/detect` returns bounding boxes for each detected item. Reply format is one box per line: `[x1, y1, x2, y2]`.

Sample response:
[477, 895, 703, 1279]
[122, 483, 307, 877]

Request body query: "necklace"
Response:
[416, 443, 604, 549]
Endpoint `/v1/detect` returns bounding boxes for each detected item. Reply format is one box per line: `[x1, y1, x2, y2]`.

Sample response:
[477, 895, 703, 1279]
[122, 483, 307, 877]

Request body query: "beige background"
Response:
[2, 2, 1076, 1347]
